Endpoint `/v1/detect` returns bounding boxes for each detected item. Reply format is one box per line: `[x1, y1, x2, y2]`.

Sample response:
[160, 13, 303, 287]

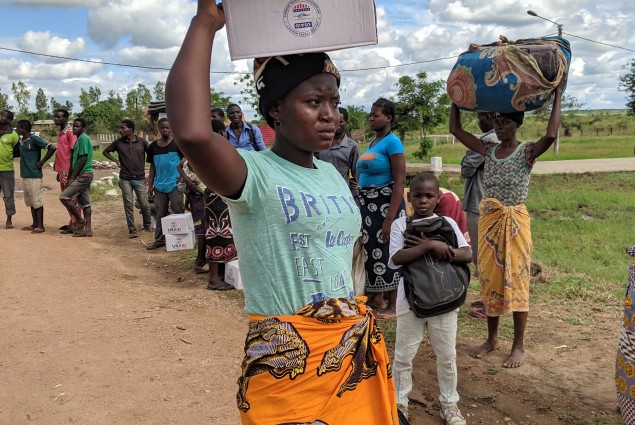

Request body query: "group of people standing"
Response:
[164, 3, 568, 424]
[1, 2, 568, 420]
[0, 109, 94, 237]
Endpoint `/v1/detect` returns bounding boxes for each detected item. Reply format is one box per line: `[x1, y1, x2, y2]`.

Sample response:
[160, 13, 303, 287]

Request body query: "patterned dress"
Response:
[616, 245, 635, 423]
[204, 188, 237, 263]
[478, 141, 534, 316]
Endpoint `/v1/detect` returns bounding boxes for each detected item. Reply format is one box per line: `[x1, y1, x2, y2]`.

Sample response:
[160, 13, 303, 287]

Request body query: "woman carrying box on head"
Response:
[165, 2, 397, 424]
[449, 71, 567, 368]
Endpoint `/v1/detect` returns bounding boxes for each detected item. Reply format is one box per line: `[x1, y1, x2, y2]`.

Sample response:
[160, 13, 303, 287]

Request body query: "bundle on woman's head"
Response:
[254, 53, 341, 127]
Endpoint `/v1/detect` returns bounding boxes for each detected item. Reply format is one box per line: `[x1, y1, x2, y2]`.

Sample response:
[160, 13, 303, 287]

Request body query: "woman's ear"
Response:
[268, 102, 281, 122]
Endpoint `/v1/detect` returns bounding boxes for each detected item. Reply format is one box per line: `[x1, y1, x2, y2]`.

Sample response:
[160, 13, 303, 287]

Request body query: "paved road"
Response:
[407, 157, 635, 175]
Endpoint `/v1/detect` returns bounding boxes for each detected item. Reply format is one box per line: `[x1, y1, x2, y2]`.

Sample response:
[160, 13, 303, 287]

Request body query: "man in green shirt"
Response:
[0, 110, 19, 229]
[59, 118, 93, 237]
[15, 120, 56, 233]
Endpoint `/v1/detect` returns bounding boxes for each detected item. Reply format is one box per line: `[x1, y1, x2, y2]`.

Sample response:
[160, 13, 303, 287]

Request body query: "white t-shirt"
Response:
[388, 214, 469, 316]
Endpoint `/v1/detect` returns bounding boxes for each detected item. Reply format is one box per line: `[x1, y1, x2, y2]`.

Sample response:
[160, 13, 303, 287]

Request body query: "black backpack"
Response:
[401, 216, 470, 318]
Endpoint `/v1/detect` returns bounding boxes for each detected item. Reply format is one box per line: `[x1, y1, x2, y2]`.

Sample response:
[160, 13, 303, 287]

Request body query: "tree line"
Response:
[1, 66, 609, 158]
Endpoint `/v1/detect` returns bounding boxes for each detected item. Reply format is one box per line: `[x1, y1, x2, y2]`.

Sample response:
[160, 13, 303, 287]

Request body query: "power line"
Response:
[563, 32, 635, 53]
[0, 45, 457, 73]
[0, 46, 234, 73]
[341, 56, 459, 72]
[0, 30, 632, 74]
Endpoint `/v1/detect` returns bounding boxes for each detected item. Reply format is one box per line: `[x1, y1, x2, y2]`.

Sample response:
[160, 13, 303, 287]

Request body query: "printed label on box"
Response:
[165, 231, 196, 252]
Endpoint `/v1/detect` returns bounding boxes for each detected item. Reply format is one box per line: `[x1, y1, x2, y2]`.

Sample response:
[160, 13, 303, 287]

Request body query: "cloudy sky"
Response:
[1, 0, 633, 120]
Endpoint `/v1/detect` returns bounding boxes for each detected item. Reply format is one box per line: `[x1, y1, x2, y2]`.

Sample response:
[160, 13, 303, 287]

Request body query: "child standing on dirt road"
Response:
[389, 172, 472, 424]
[15, 120, 57, 234]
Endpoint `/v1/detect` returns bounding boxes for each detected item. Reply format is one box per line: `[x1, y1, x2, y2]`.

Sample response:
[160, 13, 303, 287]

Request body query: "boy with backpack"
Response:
[388, 172, 472, 425]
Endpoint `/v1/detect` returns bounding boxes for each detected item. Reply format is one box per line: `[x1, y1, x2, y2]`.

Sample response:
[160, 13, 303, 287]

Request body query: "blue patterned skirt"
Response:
[358, 184, 405, 293]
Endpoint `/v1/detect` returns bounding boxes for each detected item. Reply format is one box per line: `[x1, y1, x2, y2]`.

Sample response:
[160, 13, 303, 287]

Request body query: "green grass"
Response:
[586, 412, 623, 425]
[89, 178, 120, 202]
[435, 172, 633, 293]
[91, 148, 108, 162]
[526, 173, 635, 291]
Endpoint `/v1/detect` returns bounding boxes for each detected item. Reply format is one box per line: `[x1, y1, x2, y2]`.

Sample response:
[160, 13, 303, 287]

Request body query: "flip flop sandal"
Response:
[207, 282, 234, 291]
[31, 228, 45, 234]
[467, 310, 487, 319]
[471, 300, 485, 308]
[21, 226, 35, 231]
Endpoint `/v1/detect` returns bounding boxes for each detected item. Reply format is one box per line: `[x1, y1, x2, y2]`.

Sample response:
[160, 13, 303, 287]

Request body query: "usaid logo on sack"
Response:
[283, 0, 322, 37]
[168, 220, 183, 233]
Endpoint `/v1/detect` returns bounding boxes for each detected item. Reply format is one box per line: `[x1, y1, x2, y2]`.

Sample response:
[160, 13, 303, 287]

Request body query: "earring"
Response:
[275, 117, 281, 126]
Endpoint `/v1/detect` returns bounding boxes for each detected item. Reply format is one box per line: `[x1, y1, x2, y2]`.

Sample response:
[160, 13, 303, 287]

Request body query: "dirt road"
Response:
[408, 157, 635, 175]
[0, 167, 624, 424]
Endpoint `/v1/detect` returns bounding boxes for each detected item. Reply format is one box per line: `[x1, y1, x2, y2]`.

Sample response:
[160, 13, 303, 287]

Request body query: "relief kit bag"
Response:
[401, 216, 470, 318]
[446, 35, 571, 113]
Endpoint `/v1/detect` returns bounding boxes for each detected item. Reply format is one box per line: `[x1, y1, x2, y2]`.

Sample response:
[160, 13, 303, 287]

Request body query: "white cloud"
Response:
[87, 0, 195, 49]
[8, 0, 102, 7]
[0, 58, 103, 80]
[17, 31, 86, 63]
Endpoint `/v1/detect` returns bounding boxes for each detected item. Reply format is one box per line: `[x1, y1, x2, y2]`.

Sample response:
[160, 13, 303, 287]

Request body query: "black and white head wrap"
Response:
[254, 53, 341, 128]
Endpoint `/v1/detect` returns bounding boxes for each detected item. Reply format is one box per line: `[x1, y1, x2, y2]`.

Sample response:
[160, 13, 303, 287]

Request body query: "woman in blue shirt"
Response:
[356, 98, 406, 317]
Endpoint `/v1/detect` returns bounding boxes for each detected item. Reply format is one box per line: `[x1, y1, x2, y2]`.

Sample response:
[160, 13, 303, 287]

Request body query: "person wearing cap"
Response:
[165, 2, 397, 424]
[449, 71, 568, 369]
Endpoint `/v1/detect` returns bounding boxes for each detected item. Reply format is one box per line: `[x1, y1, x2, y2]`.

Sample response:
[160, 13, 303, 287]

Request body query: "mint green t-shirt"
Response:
[0, 130, 19, 171]
[224, 150, 362, 316]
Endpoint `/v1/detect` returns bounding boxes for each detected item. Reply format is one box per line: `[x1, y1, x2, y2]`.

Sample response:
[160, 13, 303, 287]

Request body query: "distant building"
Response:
[33, 119, 55, 133]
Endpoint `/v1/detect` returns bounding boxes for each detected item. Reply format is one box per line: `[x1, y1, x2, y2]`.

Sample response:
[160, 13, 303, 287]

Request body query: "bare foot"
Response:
[503, 347, 525, 368]
[470, 339, 498, 359]
[6, 219, 13, 229]
[366, 293, 387, 310]
[376, 308, 396, 319]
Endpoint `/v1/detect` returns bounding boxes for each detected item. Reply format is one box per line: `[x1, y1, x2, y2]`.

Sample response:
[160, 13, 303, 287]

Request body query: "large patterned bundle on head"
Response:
[446, 36, 571, 113]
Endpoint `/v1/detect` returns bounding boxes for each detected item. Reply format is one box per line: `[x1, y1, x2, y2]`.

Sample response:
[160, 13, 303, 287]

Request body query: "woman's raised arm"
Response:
[166, 1, 247, 197]
[449, 104, 486, 156]
[530, 71, 568, 161]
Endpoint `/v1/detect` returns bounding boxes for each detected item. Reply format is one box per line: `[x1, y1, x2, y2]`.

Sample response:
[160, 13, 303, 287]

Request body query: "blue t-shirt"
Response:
[146, 140, 183, 193]
[223, 150, 362, 316]
[356, 132, 404, 187]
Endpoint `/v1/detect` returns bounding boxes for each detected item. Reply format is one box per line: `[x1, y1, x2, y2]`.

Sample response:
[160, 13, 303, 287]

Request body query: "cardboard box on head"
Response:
[223, 0, 378, 60]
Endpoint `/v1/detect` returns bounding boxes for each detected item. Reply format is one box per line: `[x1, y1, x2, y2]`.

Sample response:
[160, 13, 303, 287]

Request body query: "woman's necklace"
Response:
[369, 131, 389, 149]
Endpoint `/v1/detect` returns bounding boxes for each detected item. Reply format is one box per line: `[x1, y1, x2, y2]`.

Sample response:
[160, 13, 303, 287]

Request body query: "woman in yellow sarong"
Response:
[449, 72, 567, 368]
[166, 2, 397, 423]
